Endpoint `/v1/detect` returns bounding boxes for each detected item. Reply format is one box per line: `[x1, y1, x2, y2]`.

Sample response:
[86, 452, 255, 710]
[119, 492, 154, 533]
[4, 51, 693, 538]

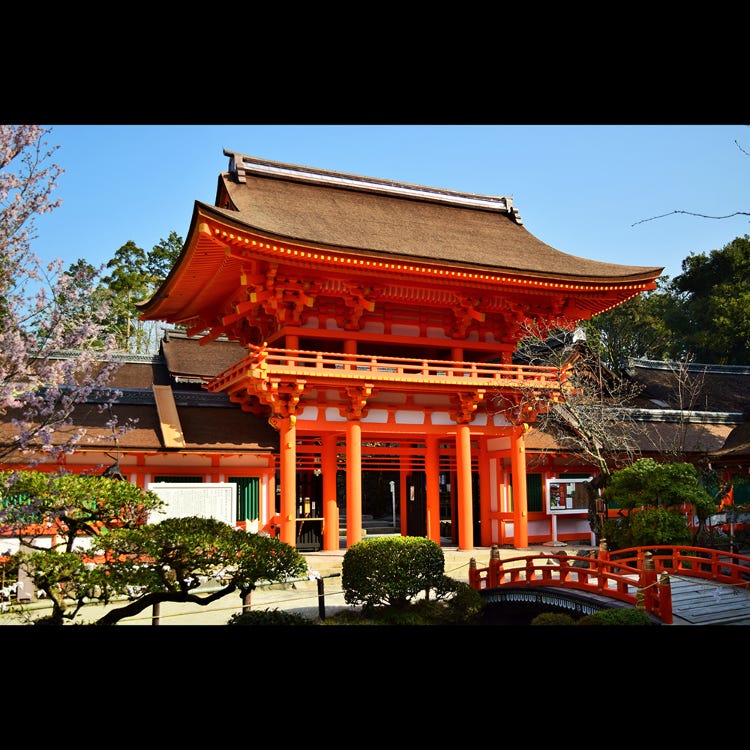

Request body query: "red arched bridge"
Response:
[468, 545, 750, 625]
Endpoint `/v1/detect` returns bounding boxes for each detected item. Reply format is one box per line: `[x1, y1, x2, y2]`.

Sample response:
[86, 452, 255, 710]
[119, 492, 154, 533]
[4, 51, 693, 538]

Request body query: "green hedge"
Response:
[341, 536, 445, 611]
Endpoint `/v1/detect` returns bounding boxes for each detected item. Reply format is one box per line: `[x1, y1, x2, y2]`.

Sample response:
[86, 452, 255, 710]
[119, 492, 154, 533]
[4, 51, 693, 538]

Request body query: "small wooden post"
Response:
[151, 602, 160, 625]
[317, 577, 326, 620]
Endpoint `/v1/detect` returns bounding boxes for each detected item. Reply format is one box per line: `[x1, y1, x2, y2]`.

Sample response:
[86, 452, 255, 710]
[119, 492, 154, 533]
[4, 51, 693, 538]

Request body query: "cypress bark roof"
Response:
[137, 152, 663, 330]
[211, 151, 662, 282]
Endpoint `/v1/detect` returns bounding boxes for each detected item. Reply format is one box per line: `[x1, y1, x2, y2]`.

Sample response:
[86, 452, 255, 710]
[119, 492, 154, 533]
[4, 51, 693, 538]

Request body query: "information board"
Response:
[147, 483, 237, 526]
[546, 477, 592, 514]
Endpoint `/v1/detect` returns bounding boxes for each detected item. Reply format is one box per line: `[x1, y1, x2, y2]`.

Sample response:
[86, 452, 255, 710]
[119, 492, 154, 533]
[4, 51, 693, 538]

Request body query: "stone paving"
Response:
[0, 543, 587, 626]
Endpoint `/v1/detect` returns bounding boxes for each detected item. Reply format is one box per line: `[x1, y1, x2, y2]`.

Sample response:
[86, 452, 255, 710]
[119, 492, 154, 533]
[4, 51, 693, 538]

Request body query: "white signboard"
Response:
[147, 483, 237, 526]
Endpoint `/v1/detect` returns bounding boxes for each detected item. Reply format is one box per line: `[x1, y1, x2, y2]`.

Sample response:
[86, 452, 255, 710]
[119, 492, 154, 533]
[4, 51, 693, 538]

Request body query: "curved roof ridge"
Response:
[223, 150, 523, 222]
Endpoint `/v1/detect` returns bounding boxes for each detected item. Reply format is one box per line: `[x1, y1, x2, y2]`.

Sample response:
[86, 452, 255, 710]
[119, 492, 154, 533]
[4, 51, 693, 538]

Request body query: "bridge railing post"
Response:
[641, 550, 657, 615]
[596, 539, 609, 592]
[525, 557, 536, 582]
[558, 552, 569, 582]
[489, 545, 501, 588]
[657, 571, 673, 624]
[468, 557, 480, 589]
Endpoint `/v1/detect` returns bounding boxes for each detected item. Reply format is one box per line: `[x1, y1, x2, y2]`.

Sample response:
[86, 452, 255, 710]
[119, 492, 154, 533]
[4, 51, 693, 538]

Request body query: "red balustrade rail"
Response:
[468, 545, 750, 625]
[468, 548, 670, 622]
[208, 344, 568, 393]
[608, 545, 750, 587]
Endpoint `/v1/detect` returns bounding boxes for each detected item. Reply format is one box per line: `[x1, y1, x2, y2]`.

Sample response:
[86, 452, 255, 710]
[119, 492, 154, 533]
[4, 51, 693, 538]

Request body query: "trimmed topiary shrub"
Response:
[323, 577, 484, 625]
[227, 608, 314, 626]
[531, 612, 576, 626]
[431, 575, 485, 624]
[576, 607, 653, 626]
[341, 536, 445, 611]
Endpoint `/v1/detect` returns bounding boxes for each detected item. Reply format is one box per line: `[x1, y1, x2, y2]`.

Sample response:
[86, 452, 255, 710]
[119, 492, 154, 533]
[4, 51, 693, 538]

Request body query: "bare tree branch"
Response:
[490, 319, 647, 478]
[632, 209, 750, 227]
[633, 135, 750, 227]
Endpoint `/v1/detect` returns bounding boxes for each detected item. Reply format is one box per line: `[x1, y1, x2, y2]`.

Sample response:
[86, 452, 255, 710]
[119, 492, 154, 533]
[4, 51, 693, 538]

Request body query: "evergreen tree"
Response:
[147, 230, 183, 283]
[667, 235, 750, 365]
[583, 277, 677, 373]
[100, 233, 183, 353]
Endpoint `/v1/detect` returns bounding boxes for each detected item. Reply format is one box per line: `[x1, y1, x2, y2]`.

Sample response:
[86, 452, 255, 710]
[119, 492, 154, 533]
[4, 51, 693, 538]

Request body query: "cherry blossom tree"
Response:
[0, 125, 122, 463]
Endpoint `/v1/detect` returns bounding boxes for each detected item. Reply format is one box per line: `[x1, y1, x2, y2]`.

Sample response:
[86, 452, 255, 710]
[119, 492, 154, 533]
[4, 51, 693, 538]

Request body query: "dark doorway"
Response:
[448, 471, 482, 546]
[406, 471, 427, 537]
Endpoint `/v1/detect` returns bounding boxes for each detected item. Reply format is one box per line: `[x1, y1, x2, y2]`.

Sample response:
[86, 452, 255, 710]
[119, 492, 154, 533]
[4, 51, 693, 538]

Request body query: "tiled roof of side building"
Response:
[710, 421, 750, 460]
[629, 359, 750, 415]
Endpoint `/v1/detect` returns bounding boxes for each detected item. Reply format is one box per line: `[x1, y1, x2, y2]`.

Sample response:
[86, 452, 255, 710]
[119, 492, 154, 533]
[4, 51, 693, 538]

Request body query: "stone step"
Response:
[339, 516, 400, 537]
[339, 514, 377, 522]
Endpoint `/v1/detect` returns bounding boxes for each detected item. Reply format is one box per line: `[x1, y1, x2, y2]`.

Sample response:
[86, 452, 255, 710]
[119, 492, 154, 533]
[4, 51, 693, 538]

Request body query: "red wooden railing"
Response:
[467, 545, 750, 625]
[207, 344, 568, 394]
[607, 545, 750, 586]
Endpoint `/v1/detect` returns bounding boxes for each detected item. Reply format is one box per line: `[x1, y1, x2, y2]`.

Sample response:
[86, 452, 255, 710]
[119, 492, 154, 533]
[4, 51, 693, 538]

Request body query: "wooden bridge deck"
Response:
[669, 575, 750, 625]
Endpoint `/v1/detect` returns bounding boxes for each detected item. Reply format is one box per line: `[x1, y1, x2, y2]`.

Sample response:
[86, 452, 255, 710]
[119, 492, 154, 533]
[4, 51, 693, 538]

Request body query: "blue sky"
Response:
[31, 124, 750, 284]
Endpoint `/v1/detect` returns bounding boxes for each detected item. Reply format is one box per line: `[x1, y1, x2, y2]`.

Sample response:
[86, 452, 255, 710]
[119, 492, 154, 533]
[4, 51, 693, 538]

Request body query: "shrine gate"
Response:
[137, 151, 662, 551]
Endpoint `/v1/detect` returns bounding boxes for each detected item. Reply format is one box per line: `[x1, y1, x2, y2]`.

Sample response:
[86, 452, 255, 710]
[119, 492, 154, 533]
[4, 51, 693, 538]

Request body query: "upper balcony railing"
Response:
[207, 344, 569, 394]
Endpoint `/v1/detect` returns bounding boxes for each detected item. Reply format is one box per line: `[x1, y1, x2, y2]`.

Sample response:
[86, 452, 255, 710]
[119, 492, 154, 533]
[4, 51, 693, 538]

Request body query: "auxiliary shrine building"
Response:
[133, 151, 662, 551]
[2, 151, 679, 552]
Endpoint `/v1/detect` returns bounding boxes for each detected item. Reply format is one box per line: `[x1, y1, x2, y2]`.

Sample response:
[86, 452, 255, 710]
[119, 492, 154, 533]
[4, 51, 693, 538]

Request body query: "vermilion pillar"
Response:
[285, 335, 299, 365]
[425, 435, 441, 543]
[322, 433, 339, 550]
[279, 416, 297, 546]
[344, 338, 356, 368]
[511, 425, 529, 548]
[346, 419, 363, 547]
[456, 422, 474, 550]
